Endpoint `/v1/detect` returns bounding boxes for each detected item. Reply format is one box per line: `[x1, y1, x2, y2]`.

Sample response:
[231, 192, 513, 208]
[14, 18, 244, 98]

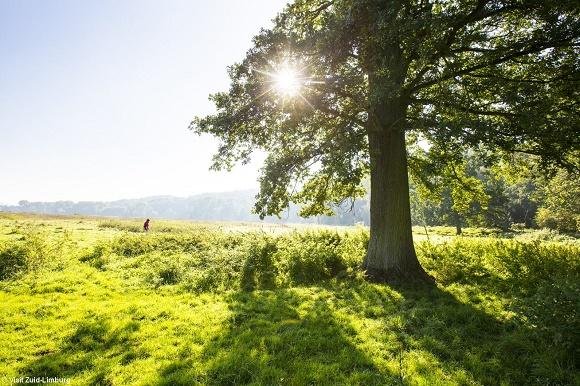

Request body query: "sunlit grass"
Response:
[0, 214, 578, 385]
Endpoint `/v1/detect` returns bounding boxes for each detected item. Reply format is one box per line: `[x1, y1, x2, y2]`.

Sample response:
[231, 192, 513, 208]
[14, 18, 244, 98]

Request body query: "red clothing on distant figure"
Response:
[144, 219, 150, 232]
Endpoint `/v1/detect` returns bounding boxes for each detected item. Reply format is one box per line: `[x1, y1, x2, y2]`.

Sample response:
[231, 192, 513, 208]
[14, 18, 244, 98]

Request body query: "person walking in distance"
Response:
[143, 218, 150, 232]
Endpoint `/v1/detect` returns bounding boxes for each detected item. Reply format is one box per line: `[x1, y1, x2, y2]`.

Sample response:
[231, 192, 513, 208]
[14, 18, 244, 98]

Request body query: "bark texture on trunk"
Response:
[362, 97, 432, 283]
[453, 212, 463, 235]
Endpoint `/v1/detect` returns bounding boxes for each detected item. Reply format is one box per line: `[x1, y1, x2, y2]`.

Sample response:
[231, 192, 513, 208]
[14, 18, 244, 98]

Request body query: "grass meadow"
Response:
[0, 213, 578, 385]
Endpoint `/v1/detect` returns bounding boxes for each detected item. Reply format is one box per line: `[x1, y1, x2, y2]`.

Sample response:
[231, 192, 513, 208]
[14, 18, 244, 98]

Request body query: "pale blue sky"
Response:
[0, 0, 287, 204]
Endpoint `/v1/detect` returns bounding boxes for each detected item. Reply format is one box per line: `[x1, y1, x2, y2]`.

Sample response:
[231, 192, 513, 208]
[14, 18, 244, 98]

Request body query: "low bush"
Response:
[0, 227, 70, 280]
[515, 227, 578, 243]
[417, 238, 579, 287]
[274, 231, 347, 285]
[417, 237, 579, 368]
[0, 242, 29, 280]
[81, 227, 579, 320]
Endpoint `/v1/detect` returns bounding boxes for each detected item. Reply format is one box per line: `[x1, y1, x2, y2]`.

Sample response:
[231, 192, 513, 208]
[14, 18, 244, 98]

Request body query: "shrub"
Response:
[98, 219, 203, 233]
[145, 253, 185, 287]
[274, 231, 346, 285]
[535, 170, 580, 233]
[79, 241, 112, 270]
[418, 238, 579, 289]
[536, 208, 579, 233]
[239, 235, 278, 291]
[82, 227, 579, 299]
[515, 228, 577, 243]
[338, 229, 369, 267]
[0, 242, 29, 280]
[181, 269, 219, 293]
[0, 227, 64, 279]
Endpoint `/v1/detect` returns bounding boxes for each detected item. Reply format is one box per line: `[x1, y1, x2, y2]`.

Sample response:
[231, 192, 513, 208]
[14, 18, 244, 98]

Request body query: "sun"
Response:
[252, 59, 322, 103]
[273, 67, 301, 97]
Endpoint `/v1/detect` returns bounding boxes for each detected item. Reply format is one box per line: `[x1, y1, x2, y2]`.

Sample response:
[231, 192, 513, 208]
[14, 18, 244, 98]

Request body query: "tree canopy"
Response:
[193, 0, 578, 216]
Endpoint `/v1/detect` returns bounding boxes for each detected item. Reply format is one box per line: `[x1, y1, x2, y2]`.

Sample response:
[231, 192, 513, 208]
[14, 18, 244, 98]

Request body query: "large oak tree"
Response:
[192, 0, 579, 282]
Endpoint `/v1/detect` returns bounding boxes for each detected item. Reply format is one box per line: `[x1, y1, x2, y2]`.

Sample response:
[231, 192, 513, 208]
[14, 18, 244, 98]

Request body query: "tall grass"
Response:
[80, 228, 578, 294]
[80, 229, 369, 291]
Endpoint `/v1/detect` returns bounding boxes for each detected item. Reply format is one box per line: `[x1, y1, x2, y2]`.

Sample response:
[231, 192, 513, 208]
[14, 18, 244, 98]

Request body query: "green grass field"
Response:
[0, 213, 578, 385]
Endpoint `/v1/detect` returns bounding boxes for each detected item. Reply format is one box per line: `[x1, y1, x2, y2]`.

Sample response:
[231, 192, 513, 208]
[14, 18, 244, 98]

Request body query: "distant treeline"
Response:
[0, 191, 370, 226]
[2, 157, 578, 232]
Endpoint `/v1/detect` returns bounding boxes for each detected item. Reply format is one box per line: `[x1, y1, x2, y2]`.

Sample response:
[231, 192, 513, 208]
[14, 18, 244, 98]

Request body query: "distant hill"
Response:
[0, 190, 370, 225]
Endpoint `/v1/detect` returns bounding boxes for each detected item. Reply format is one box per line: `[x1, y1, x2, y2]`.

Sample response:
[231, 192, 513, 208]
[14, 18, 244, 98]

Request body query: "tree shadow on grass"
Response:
[19, 315, 144, 385]
[335, 280, 574, 385]
[155, 289, 396, 385]
[386, 283, 517, 384]
[422, 246, 578, 383]
[156, 279, 575, 385]
[239, 240, 277, 292]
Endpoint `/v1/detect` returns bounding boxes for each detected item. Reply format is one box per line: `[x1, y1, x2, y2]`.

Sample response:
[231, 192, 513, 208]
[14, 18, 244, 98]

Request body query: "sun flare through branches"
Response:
[252, 59, 325, 106]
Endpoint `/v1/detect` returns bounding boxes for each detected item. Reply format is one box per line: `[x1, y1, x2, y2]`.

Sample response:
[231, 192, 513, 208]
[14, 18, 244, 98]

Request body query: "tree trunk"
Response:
[363, 99, 432, 283]
[453, 212, 463, 235]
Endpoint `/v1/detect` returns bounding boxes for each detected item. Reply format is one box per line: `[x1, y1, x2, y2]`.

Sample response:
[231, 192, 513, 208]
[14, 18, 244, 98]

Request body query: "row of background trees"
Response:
[3, 151, 578, 233]
[408, 150, 579, 234]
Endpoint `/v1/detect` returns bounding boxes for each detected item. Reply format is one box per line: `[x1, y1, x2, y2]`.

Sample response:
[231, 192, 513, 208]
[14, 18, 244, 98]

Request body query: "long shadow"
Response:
[424, 245, 578, 383]
[333, 280, 575, 385]
[383, 283, 516, 384]
[155, 276, 575, 385]
[19, 315, 143, 385]
[155, 289, 396, 385]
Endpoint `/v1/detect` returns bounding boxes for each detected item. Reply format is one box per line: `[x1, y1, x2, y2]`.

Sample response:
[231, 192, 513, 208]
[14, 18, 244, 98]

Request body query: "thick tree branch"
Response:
[411, 38, 575, 91]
